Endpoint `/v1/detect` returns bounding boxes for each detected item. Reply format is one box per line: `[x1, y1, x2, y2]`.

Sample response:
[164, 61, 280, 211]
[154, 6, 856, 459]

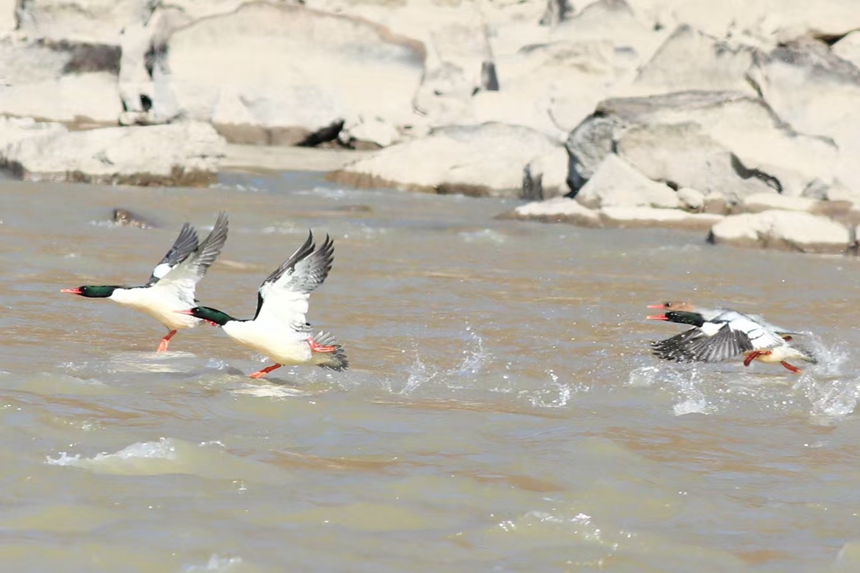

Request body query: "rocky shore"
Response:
[2, 0, 860, 252]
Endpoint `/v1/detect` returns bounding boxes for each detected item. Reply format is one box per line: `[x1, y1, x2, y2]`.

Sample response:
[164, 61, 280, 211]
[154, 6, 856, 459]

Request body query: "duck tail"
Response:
[311, 331, 349, 371]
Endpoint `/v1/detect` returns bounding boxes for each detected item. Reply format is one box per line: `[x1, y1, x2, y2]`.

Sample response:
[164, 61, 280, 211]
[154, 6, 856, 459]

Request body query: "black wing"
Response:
[651, 325, 754, 363]
[147, 222, 199, 286]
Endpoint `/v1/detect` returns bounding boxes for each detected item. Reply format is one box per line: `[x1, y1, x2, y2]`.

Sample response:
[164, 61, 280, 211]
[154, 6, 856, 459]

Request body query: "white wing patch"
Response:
[151, 263, 172, 280]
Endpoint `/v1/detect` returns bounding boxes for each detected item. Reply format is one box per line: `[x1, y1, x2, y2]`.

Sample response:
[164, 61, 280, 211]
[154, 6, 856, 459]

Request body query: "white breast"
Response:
[110, 287, 199, 330]
[222, 321, 312, 365]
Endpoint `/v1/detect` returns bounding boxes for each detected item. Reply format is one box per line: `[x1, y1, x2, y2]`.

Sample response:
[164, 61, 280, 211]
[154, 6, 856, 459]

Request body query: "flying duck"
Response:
[61, 211, 229, 352]
[178, 231, 347, 378]
[647, 306, 815, 373]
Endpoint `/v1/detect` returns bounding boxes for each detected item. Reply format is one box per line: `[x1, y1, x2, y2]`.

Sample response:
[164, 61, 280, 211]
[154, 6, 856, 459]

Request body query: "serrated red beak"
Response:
[175, 310, 194, 315]
[60, 288, 82, 295]
[646, 304, 666, 309]
[646, 314, 668, 321]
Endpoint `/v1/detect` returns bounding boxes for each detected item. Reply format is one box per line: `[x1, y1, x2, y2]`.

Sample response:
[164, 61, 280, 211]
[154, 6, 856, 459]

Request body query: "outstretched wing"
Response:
[147, 223, 199, 286]
[253, 231, 334, 331]
[651, 325, 754, 363]
[712, 310, 786, 351]
[153, 212, 229, 305]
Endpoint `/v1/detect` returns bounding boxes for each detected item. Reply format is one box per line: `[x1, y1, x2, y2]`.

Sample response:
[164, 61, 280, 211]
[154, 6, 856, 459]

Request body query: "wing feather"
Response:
[147, 223, 199, 285]
[254, 231, 335, 330]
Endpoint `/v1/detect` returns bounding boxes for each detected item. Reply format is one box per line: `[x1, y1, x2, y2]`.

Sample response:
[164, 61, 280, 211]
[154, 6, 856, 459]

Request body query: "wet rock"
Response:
[575, 154, 679, 209]
[630, 25, 758, 96]
[152, 3, 425, 146]
[707, 210, 851, 254]
[330, 123, 567, 199]
[111, 208, 158, 228]
[600, 206, 724, 231]
[0, 122, 225, 186]
[737, 193, 817, 214]
[0, 39, 122, 124]
[565, 91, 838, 203]
[496, 197, 602, 227]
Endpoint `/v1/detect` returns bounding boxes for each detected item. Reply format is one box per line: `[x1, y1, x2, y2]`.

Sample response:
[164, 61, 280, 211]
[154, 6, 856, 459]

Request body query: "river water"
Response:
[0, 170, 858, 572]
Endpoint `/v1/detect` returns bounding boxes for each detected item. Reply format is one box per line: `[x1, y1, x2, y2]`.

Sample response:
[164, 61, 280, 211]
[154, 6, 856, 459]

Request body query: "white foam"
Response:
[182, 555, 244, 572]
[47, 438, 177, 469]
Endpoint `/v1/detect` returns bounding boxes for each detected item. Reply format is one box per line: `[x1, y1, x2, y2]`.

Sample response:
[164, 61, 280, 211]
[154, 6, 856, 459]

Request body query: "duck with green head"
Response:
[62, 212, 228, 352]
[178, 230, 347, 378]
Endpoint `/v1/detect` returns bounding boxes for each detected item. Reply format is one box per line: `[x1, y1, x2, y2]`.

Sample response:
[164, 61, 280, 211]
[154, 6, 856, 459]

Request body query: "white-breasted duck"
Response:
[646, 304, 815, 373]
[178, 230, 347, 378]
[61, 212, 229, 352]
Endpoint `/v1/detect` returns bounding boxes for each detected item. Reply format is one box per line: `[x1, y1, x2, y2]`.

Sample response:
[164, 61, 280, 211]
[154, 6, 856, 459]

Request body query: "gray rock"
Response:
[112, 208, 158, 228]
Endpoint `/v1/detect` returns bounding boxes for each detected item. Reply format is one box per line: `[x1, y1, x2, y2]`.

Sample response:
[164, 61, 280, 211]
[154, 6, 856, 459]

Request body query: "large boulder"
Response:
[751, 39, 860, 194]
[0, 122, 225, 186]
[329, 122, 567, 198]
[628, 25, 758, 96]
[565, 91, 838, 204]
[152, 3, 425, 145]
[0, 39, 122, 124]
[707, 210, 851, 254]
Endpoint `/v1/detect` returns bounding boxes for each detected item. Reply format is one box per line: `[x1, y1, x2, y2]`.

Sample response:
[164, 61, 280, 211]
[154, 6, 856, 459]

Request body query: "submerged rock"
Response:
[497, 197, 602, 227]
[707, 210, 851, 254]
[0, 122, 225, 186]
[111, 208, 158, 228]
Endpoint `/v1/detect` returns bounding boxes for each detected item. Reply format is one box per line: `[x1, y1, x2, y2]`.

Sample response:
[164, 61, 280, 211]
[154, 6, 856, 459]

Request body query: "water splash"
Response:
[182, 555, 245, 572]
[390, 328, 491, 395]
[793, 338, 859, 423]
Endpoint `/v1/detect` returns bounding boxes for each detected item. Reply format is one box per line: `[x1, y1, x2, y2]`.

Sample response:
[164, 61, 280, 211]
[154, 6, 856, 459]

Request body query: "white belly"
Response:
[110, 287, 199, 330]
[222, 321, 312, 365]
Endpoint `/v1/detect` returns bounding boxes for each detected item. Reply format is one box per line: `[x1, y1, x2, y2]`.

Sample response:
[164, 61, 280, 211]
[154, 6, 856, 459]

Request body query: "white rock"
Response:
[629, 25, 758, 97]
[707, 210, 851, 253]
[0, 0, 15, 36]
[498, 196, 602, 227]
[16, 0, 153, 45]
[155, 3, 424, 145]
[1, 122, 225, 186]
[677, 187, 704, 211]
[0, 39, 122, 124]
[739, 193, 817, 214]
[576, 154, 679, 209]
[600, 206, 724, 230]
[832, 31, 860, 69]
[339, 118, 401, 149]
[0, 116, 67, 148]
[567, 91, 838, 204]
[331, 122, 565, 199]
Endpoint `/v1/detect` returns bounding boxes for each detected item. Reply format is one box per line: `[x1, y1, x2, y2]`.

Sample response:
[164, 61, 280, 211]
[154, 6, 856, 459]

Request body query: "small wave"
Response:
[182, 555, 245, 573]
[458, 229, 506, 244]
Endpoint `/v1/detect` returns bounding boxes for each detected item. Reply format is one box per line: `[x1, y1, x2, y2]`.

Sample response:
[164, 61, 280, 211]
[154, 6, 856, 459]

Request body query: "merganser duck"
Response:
[647, 307, 816, 373]
[178, 231, 347, 378]
[647, 302, 798, 338]
[61, 212, 229, 352]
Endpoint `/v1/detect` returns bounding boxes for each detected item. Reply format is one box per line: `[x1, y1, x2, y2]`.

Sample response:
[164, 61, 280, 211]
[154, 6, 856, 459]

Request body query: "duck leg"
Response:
[780, 361, 801, 373]
[157, 330, 177, 352]
[249, 364, 281, 379]
[309, 338, 336, 353]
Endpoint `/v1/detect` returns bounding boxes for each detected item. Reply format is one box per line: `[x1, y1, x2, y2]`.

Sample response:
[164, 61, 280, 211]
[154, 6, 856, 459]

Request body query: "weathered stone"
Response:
[707, 210, 851, 254]
[330, 123, 566, 199]
[575, 154, 679, 209]
[600, 206, 724, 231]
[630, 25, 758, 96]
[496, 197, 602, 227]
[338, 118, 400, 149]
[0, 39, 122, 124]
[832, 32, 860, 69]
[154, 3, 425, 146]
[751, 39, 860, 193]
[522, 148, 569, 201]
[677, 187, 704, 211]
[16, 0, 154, 45]
[0, 122, 225, 186]
[0, 116, 67, 148]
[566, 91, 838, 203]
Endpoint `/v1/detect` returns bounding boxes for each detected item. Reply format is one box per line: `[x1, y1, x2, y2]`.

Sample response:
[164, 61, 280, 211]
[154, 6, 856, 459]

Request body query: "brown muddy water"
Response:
[0, 170, 858, 572]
